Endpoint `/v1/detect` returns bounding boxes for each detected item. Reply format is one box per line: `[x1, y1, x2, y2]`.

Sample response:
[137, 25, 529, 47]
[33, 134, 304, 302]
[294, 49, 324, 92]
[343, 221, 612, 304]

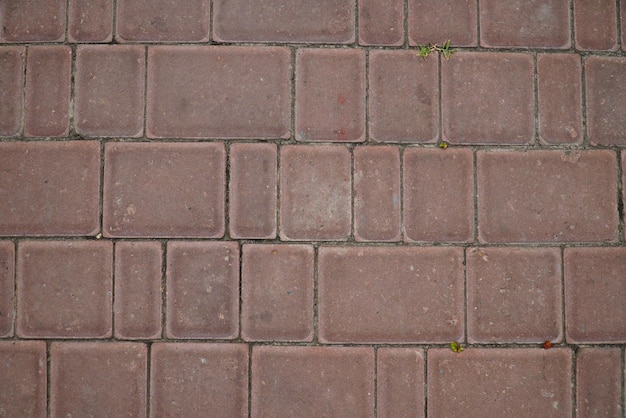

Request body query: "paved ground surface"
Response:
[1, 0, 626, 417]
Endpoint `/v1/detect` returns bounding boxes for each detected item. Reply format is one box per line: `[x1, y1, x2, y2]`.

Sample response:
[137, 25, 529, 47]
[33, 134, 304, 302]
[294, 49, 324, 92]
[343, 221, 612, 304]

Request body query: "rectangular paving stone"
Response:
[296, 49, 365, 142]
[242, 244, 314, 341]
[564, 247, 626, 343]
[318, 246, 464, 343]
[479, 0, 570, 48]
[0, 0, 65, 42]
[574, 0, 618, 51]
[0, 141, 101, 236]
[229, 143, 277, 239]
[103, 142, 225, 238]
[74, 45, 145, 137]
[586, 56, 626, 145]
[24, 46, 71, 137]
[0, 46, 24, 136]
[477, 150, 618, 243]
[114, 241, 162, 340]
[0, 242, 14, 337]
[576, 347, 622, 417]
[68, 0, 113, 42]
[403, 148, 473, 242]
[279, 145, 351, 241]
[17, 241, 112, 338]
[213, 0, 355, 43]
[442, 52, 534, 144]
[537, 54, 583, 144]
[368, 51, 438, 143]
[147, 46, 291, 139]
[50, 342, 147, 417]
[358, 0, 403, 45]
[0, 341, 46, 418]
[354, 146, 401, 242]
[428, 348, 572, 416]
[466, 247, 562, 343]
[151, 343, 248, 417]
[116, 0, 210, 42]
[408, 0, 477, 46]
[166, 241, 239, 339]
[251, 346, 374, 417]
[377, 348, 424, 418]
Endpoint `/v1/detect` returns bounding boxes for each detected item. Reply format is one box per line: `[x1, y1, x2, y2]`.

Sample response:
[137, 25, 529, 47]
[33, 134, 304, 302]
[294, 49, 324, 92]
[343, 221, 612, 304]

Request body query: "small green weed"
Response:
[416, 39, 455, 60]
[450, 341, 464, 352]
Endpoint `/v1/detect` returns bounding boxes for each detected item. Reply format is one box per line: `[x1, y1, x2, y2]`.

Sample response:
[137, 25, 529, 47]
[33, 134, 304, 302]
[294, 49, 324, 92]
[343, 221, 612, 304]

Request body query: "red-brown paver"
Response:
[0, 341, 46, 418]
[477, 150, 618, 243]
[574, 0, 618, 51]
[318, 246, 464, 343]
[408, 0, 477, 46]
[151, 343, 248, 417]
[103, 142, 225, 238]
[0, 242, 14, 337]
[358, 0, 403, 46]
[242, 244, 314, 342]
[0, 46, 24, 136]
[428, 348, 573, 416]
[16, 241, 112, 338]
[0, 141, 101, 236]
[564, 247, 626, 343]
[166, 241, 239, 339]
[0, 0, 65, 42]
[368, 51, 438, 143]
[68, 0, 113, 42]
[377, 348, 425, 418]
[50, 342, 147, 417]
[576, 347, 623, 417]
[251, 346, 374, 417]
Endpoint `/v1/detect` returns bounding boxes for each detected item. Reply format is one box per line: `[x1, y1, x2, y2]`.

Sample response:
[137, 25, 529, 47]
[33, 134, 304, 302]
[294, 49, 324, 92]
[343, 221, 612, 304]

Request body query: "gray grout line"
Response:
[571, 345, 578, 418]
[160, 240, 167, 340]
[46, 340, 51, 418]
[312, 245, 320, 344]
[373, 346, 378, 418]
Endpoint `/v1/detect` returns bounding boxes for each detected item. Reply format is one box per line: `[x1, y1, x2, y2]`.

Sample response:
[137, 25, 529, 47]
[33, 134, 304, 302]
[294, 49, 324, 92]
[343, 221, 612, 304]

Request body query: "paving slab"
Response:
[251, 346, 374, 417]
[0, 46, 24, 136]
[151, 343, 248, 417]
[0, 0, 65, 42]
[241, 244, 314, 341]
[318, 246, 464, 343]
[0, 341, 46, 418]
[0, 242, 14, 337]
[358, 0, 403, 45]
[0, 141, 101, 236]
[50, 342, 147, 417]
[377, 348, 425, 418]
[16, 241, 112, 338]
[408, 0, 477, 46]
[576, 347, 623, 417]
[103, 142, 225, 238]
[574, 0, 618, 51]
[68, 0, 114, 42]
[428, 348, 573, 417]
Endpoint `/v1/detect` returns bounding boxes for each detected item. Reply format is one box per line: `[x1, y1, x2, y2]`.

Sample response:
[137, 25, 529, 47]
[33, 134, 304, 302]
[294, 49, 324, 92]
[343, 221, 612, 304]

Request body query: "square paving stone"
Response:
[16, 241, 112, 338]
[403, 148, 473, 242]
[318, 246, 464, 343]
[117, 0, 210, 41]
[477, 150, 618, 243]
[576, 347, 622, 417]
[377, 348, 424, 418]
[0, 242, 14, 337]
[537, 54, 583, 144]
[251, 346, 374, 417]
[574, 0, 618, 51]
[368, 51, 438, 142]
[229, 143, 277, 239]
[0, 341, 46, 418]
[103, 142, 225, 238]
[466, 247, 562, 343]
[213, 0, 355, 43]
[480, 0, 570, 48]
[24, 45, 71, 137]
[0, 46, 24, 136]
[242, 244, 314, 341]
[441, 52, 534, 144]
[408, 0, 477, 46]
[74, 45, 145, 137]
[280, 145, 351, 241]
[358, 0, 403, 45]
[296, 49, 365, 142]
[147, 46, 291, 139]
[428, 348, 572, 417]
[353, 146, 401, 242]
[586, 56, 626, 145]
[0, 141, 101, 236]
[50, 342, 147, 417]
[68, 0, 113, 42]
[166, 241, 239, 339]
[0, 0, 65, 42]
[151, 343, 248, 417]
[564, 247, 626, 343]
[114, 241, 162, 339]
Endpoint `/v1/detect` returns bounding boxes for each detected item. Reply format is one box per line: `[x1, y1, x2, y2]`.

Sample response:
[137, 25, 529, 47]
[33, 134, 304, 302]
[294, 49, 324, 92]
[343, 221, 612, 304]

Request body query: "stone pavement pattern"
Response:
[1, 0, 625, 416]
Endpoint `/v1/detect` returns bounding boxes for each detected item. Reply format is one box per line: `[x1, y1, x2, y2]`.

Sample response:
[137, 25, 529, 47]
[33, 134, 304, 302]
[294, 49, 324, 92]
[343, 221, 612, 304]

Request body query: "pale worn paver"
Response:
[576, 347, 623, 417]
[68, 0, 114, 42]
[574, 0, 618, 51]
[0, 0, 66, 42]
[377, 348, 424, 418]
[358, 0, 403, 46]
[408, 0, 477, 46]
[0, 47, 24, 136]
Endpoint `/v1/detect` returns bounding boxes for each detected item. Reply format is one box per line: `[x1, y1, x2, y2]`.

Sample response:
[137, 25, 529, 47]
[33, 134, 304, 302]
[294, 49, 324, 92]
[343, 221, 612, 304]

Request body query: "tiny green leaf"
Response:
[450, 341, 464, 352]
